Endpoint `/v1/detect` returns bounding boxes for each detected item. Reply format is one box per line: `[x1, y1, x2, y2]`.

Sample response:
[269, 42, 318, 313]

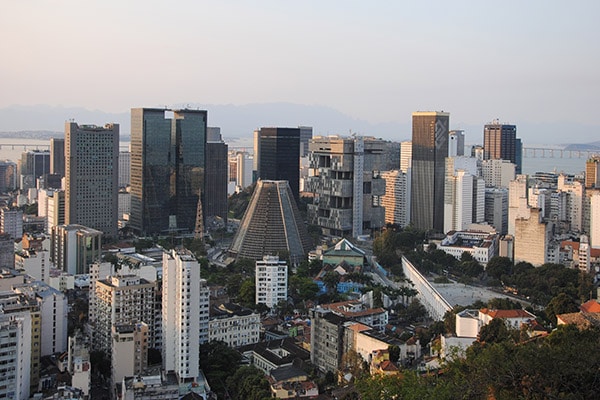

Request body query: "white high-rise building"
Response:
[444, 170, 473, 233]
[485, 188, 508, 234]
[255, 255, 288, 309]
[557, 174, 584, 232]
[448, 130, 465, 157]
[15, 249, 50, 283]
[1, 207, 23, 239]
[381, 170, 411, 227]
[444, 157, 485, 233]
[528, 186, 552, 218]
[162, 248, 202, 383]
[578, 235, 591, 272]
[481, 159, 516, 188]
[46, 189, 65, 234]
[13, 282, 68, 357]
[400, 141, 412, 173]
[0, 313, 31, 400]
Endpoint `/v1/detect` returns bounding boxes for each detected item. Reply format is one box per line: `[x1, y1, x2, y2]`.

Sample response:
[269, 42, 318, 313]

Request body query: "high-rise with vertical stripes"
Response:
[410, 112, 449, 232]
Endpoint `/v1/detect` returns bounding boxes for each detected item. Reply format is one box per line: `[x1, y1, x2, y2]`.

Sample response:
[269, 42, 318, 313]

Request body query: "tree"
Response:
[289, 275, 320, 302]
[238, 278, 256, 308]
[545, 292, 579, 325]
[478, 318, 516, 344]
[485, 256, 513, 280]
[340, 350, 366, 382]
[487, 297, 523, 310]
[200, 341, 242, 398]
[322, 271, 340, 293]
[388, 345, 400, 363]
[226, 366, 271, 400]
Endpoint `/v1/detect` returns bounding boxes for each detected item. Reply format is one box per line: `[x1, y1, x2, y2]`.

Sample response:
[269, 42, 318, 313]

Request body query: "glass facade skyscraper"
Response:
[257, 127, 301, 201]
[483, 123, 522, 174]
[130, 108, 207, 236]
[410, 111, 449, 233]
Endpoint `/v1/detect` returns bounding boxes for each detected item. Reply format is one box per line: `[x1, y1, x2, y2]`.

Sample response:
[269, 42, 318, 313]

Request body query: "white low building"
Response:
[209, 303, 260, 347]
[437, 228, 499, 266]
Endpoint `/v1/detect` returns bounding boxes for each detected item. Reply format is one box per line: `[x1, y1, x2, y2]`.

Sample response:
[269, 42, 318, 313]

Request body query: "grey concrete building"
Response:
[65, 122, 119, 238]
[305, 135, 387, 238]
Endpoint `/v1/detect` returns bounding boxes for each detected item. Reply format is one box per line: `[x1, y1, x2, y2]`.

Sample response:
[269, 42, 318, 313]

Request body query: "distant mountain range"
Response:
[0, 104, 597, 148]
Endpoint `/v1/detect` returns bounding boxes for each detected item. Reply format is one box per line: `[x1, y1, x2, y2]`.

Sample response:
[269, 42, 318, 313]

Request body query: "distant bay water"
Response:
[0, 138, 591, 177]
[522, 156, 587, 176]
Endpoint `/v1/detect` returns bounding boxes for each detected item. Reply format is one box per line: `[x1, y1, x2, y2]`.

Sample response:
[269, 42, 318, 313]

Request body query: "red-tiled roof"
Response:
[480, 308, 534, 319]
[561, 240, 600, 257]
[580, 300, 600, 313]
[379, 360, 399, 372]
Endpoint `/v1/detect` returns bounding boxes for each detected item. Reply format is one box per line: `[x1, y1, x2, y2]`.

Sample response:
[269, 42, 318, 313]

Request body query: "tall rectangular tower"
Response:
[410, 111, 450, 232]
[257, 127, 301, 201]
[585, 156, 600, 189]
[65, 122, 119, 237]
[130, 108, 207, 236]
[205, 127, 228, 223]
[162, 248, 202, 383]
[50, 137, 65, 177]
[448, 130, 465, 157]
[483, 122, 522, 174]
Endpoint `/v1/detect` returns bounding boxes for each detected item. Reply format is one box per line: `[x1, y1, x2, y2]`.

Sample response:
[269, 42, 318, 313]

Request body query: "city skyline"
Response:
[1, 1, 599, 144]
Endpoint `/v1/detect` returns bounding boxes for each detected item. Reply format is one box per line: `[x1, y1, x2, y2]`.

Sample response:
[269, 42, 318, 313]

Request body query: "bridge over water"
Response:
[523, 147, 599, 159]
[0, 143, 129, 151]
[0, 143, 50, 151]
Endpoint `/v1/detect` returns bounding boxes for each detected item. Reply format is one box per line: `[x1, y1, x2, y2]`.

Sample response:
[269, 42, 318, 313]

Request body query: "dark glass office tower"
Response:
[130, 108, 207, 236]
[257, 127, 301, 201]
[410, 111, 449, 232]
[205, 127, 228, 223]
[483, 123, 521, 174]
[50, 138, 65, 177]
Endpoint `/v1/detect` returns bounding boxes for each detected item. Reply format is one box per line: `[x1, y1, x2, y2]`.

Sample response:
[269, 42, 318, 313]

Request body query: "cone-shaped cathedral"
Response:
[228, 180, 313, 264]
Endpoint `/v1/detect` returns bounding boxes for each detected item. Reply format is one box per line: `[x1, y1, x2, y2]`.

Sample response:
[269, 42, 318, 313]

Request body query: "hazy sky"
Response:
[1, 1, 599, 130]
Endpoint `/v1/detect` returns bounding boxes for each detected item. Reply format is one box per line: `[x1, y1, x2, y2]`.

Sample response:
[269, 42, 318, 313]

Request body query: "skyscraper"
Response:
[50, 137, 65, 177]
[483, 122, 522, 174]
[299, 126, 314, 157]
[256, 127, 301, 201]
[305, 135, 387, 238]
[118, 151, 130, 188]
[130, 108, 207, 236]
[162, 248, 203, 384]
[585, 155, 600, 189]
[410, 111, 449, 232]
[205, 127, 228, 223]
[443, 156, 485, 233]
[448, 130, 465, 157]
[380, 170, 410, 228]
[19, 150, 50, 190]
[65, 122, 119, 237]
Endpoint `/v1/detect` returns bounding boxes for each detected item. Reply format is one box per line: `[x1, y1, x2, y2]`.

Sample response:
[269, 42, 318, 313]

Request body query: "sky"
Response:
[1, 1, 599, 140]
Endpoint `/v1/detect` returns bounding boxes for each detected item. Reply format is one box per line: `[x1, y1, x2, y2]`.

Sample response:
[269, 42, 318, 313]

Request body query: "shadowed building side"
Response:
[228, 180, 312, 265]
